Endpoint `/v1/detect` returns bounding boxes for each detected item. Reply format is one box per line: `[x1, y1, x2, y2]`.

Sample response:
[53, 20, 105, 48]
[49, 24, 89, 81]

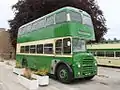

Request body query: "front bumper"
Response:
[73, 65, 97, 78]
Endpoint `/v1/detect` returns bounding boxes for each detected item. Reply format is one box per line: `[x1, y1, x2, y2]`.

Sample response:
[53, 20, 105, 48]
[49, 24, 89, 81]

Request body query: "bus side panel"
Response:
[16, 54, 73, 73]
[16, 54, 52, 71]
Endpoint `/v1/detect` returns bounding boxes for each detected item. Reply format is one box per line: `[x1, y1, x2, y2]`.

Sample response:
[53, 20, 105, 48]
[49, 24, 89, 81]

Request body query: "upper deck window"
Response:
[26, 24, 32, 33]
[32, 21, 39, 31]
[55, 11, 67, 23]
[32, 18, 45, 31]
[83, 15, 93, 28]
[38, 18, 45, 29]
[20, 27, 25, 35]
[46, 15, 55, 26]
[18, 18, 46, 36]
[69, 11, 82, 23]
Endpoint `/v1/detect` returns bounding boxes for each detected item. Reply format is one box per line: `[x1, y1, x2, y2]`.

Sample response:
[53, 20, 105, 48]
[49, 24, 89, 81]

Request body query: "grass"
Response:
[33, 68, 48, 76]
[15, 61, 23, 68]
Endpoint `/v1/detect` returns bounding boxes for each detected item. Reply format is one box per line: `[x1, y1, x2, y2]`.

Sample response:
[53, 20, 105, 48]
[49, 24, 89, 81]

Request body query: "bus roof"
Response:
[19, 6, 89, 30]
[87, 43, 120, 50]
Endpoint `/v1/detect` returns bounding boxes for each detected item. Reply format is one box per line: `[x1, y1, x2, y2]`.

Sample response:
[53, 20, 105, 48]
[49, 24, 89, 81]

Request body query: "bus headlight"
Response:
[78, 72, 80, 75]
[78, 64, 81, 68]
[95, 62, 97, 66]
[75, 62, 81, 68]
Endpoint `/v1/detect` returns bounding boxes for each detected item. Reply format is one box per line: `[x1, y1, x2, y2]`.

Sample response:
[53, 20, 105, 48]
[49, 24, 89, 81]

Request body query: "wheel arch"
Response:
[55, 61, 73, 78]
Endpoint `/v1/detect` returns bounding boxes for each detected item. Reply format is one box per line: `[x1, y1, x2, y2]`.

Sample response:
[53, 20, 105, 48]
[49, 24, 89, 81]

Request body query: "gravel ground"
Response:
[0, 61, 120, 90]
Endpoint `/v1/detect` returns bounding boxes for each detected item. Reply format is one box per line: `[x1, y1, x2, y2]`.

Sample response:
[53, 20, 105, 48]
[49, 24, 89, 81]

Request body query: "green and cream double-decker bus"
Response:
[16, 7, 97, 83]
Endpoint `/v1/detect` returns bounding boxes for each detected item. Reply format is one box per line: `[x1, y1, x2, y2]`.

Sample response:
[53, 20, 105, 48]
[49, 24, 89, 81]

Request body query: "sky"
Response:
[0, 0, 17, 29]
[97, 0, 120, 40]
[0, 0, 120, 40]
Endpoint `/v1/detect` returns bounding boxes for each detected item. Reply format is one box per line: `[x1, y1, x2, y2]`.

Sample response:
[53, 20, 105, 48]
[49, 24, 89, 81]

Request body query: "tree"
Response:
[113, 38, 117, 42]
[107, 38, 112, 43]
[100, 38, 106, 43]
[9, 0, 107, 48]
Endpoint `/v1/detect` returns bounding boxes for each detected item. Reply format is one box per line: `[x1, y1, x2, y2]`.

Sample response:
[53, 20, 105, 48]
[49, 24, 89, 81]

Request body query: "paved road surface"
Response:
[0, 61, 120, 90]
[0, 62, 27, 90]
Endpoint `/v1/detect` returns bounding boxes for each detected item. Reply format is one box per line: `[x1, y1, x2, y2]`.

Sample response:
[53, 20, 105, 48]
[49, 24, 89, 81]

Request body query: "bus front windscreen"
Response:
[72, 38, 86, 52]
[83, 15, 94, 28]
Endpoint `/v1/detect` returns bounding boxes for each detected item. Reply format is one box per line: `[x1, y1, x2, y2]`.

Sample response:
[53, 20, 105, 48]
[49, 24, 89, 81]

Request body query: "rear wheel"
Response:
[84, 75, 95, 80]
[57, 64, 73, 83]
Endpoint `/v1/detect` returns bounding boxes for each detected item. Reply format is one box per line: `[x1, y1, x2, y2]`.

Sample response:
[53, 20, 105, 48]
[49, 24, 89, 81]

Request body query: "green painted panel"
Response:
[16, 54, 72, 72]
[54, 23, 70, 37]
[69, 23, 95, 40]
[16, 52, 97, 78]
[72, 52, 97, 78]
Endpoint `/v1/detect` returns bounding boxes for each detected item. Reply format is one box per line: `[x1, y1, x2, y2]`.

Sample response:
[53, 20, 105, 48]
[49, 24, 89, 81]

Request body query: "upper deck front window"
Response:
[55, 11, 67, 23]
[69, 11, 82, 23]
[68, 10, 93, 29]
[83, 15, 94, 28]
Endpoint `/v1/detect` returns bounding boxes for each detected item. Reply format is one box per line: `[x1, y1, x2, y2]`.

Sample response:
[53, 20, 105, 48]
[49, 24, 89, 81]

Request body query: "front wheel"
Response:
[57, 64, 73, 83]
[84, 75, 95, 80]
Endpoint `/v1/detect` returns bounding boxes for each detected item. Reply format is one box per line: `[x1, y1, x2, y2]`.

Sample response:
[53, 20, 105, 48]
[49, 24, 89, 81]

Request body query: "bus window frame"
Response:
[69, 10, 82, 23]
[46, 15, 55, 26]
[25, 46, 30, 53]
[55, 37, 72, 55]
[44, 43, 54, 54]
[55, 11, 67, 24]
[115, 51, 120, 57]
[82, 14, 94, 28]
[37, 44, 44, 54]
[55, 39, 63, 55]
[20, 46, 25, 53]
[30, 45, 36, 53]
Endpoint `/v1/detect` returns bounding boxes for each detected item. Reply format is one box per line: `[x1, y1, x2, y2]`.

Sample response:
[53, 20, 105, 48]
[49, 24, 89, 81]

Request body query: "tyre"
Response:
[84, 75, 95, 80]
[57, 64, 73, 83]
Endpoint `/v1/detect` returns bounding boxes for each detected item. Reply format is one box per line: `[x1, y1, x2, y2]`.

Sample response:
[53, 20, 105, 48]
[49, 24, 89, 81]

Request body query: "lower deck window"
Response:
[30, 45, 36, 53]
[37, 44, 43, 54]
[25, 46, 29, 53]
[55, 39, 62, 54]
[106, 52, 114, 57]
[44, 44, 53, 54]
[97, 52, 105, 57]
[116, 52, 120, 57]
[20, 46, 25, 53]
[63, 38, 71, 54]
[90, 51, 97, 56]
